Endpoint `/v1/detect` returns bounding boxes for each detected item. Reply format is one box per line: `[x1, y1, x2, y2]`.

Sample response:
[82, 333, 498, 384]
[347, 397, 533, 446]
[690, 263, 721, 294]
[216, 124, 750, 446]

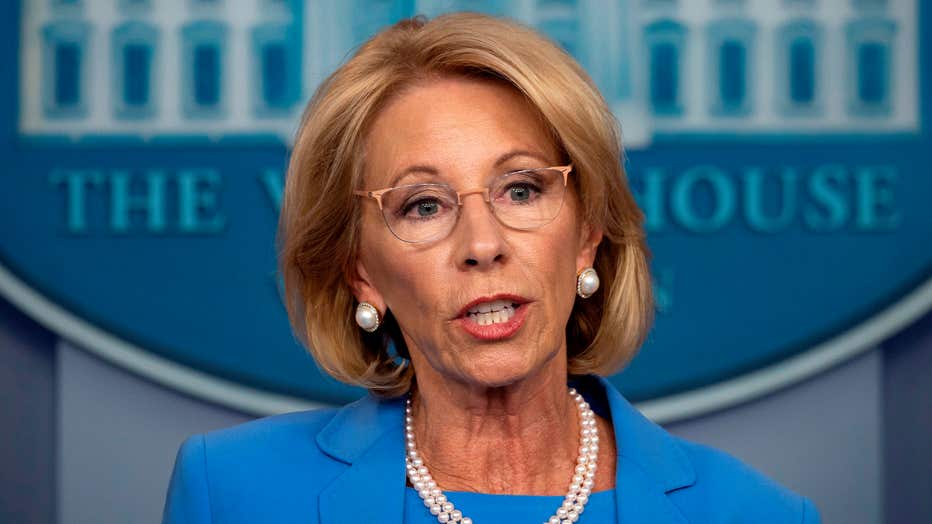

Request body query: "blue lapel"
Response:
[316, 393, 408, 524]
[314, 375, 695, 524]
[594, 374, 694, 523]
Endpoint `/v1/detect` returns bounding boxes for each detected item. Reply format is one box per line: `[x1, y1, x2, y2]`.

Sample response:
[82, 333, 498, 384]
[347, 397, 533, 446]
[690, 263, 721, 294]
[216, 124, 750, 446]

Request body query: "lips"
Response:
[453, 294, 533, 341]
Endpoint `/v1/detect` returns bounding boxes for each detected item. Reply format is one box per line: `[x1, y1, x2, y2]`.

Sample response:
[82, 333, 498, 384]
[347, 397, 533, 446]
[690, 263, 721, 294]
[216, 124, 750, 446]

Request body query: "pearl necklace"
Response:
[404, 387, 599, 524]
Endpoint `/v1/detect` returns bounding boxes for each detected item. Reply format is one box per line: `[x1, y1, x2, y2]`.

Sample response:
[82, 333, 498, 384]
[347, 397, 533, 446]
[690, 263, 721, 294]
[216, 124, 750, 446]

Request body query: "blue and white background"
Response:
[1, 1, 930, 523]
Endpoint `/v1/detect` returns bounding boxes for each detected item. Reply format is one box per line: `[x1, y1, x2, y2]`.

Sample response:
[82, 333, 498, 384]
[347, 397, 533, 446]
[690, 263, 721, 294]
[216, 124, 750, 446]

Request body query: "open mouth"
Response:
[455, 295, 531, 340]
[464, 299, 523, 326]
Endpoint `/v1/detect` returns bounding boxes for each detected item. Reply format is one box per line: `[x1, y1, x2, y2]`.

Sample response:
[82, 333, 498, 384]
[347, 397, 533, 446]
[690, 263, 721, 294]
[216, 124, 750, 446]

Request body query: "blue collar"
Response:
[315, 374, 695, 523]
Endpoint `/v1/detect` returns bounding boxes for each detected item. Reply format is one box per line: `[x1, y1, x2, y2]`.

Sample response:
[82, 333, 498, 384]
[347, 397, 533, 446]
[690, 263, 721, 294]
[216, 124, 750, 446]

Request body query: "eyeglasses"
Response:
[354, 164, 573, 243]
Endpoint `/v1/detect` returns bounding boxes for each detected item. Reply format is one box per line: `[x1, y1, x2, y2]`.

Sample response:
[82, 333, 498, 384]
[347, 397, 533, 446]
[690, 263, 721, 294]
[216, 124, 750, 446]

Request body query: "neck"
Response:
[406, 351, 581, 495]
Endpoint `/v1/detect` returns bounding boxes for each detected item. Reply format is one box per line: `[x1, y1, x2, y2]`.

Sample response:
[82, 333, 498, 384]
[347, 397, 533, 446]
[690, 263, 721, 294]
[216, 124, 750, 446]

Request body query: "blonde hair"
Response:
[278, 12, 654, 398]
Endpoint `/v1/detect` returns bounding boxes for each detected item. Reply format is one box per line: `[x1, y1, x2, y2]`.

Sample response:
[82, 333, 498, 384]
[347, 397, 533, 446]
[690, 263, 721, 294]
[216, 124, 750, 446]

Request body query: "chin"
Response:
[460, 352, 541, 388]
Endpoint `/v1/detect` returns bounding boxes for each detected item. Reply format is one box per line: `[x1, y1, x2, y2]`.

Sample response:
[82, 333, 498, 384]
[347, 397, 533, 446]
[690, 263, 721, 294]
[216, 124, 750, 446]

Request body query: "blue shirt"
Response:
[162, 373, 822, 523]
[403, 486, 616, 523]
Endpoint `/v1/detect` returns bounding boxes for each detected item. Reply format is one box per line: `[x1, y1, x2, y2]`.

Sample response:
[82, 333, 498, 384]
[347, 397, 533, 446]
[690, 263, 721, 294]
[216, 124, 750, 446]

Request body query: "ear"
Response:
[348, 256, 387, 314]
[575, 220, 603, 273]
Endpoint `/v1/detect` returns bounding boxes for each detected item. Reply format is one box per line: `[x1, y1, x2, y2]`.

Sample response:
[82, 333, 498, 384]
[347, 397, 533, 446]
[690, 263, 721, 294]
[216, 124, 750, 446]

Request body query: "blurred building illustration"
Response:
[19, 0, 918, 147]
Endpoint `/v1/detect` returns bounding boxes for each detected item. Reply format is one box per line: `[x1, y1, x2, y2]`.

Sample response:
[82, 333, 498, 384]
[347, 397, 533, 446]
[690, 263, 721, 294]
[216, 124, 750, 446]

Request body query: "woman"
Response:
[163, 12, 821, 523]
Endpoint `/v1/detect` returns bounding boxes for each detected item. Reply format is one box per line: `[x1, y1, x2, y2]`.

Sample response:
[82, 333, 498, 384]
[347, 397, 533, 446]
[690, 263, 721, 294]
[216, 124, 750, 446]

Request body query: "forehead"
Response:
[363, 76, 560, 187]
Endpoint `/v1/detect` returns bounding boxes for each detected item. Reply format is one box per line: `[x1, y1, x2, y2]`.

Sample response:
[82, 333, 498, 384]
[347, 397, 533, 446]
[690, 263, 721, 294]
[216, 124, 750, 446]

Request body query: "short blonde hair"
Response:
[278, 12, 654, 398]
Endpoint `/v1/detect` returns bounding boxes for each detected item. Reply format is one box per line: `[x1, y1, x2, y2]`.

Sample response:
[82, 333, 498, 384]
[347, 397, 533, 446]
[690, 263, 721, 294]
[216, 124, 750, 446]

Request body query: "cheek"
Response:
[364, 243, 445, 320]
[509, 231, 579, 318]
[359, 212, 454, 328]
[540, 218, 586, 310]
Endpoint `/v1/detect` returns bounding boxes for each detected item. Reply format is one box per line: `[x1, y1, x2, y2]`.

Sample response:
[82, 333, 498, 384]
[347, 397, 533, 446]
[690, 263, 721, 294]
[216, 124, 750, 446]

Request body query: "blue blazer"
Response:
[162, 374, 822, 523]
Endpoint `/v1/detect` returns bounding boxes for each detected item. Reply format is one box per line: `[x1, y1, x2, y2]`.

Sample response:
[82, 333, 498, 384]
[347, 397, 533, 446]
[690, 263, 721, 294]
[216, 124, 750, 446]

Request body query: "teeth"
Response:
[467, 303, 517, 326]
[467, 299, 515, 315]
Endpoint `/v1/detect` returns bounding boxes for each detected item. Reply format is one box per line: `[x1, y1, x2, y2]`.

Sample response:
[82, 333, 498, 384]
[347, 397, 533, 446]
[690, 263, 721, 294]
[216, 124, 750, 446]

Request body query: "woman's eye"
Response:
[507, 183, 539, 202]
[402, 198, 441, 217]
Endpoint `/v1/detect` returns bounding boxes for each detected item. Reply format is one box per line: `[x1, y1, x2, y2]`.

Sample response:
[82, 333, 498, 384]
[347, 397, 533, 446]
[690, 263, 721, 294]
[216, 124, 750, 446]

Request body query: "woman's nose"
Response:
[453, 194, 507, 269]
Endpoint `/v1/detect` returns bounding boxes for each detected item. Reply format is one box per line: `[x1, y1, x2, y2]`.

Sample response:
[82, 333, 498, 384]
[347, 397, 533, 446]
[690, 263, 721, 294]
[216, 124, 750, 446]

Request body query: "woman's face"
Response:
[353, 76, 602, 388]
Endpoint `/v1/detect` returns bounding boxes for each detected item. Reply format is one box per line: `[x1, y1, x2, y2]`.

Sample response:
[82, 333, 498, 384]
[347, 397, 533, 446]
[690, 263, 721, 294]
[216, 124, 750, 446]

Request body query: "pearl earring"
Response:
[355, 302, 381, 332]
[576, 267, 599, 299]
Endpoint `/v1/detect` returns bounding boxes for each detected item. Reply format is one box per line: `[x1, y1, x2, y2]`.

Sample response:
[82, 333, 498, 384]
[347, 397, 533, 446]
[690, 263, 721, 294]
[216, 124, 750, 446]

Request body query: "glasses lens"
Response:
[489, 168, 567, 230]
[380, 184, 458, 243]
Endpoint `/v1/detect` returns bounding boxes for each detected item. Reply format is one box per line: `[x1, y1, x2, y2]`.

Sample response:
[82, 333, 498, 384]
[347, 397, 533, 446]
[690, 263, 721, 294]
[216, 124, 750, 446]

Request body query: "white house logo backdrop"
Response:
[1, 0, 930, 420]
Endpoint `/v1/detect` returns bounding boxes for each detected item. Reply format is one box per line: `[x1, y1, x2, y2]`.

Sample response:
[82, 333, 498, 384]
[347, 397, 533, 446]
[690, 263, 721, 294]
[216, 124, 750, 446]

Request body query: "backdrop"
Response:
[1, 1, 930, 523]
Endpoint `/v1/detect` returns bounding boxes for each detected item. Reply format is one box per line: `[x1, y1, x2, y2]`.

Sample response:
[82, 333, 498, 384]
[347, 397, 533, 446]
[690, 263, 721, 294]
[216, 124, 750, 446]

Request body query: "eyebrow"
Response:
[386, 149, 553, 188]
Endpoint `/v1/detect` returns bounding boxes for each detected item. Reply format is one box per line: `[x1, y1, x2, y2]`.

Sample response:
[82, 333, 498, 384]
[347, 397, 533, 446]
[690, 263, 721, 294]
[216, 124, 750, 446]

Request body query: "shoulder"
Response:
[667, 435, 822, 523]
[200, 406, 340, 454]
[173, 406, 343, 470]
[191, 405, 346, 477]
[163, 407, 347, 523]
[587, 374, 822, 523]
